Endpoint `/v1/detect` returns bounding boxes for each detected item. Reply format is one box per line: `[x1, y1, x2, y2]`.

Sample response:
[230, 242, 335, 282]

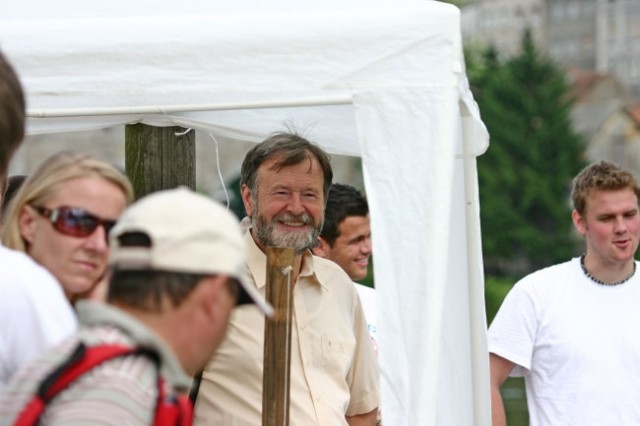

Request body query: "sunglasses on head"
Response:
[32, 205, 117, 241]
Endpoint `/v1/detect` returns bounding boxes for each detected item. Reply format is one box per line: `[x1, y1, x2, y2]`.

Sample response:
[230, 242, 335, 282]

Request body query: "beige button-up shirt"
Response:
[194, 232, 380, 425]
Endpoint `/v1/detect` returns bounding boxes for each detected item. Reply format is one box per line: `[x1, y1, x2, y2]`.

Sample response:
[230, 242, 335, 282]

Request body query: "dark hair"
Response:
[0, 51, 26, 179]
[107, 231, 206, 312]
[1, 174, 27, 220]
[571, 161, 640, 216]
[320, 183, 368, 246]
[240, 132, 333, 199]
[108, 269, 206, 313]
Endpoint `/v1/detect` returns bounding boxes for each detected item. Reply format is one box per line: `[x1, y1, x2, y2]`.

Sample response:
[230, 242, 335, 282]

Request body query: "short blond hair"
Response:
[2, 151, 134, 252]
[571, 161, 640, 216]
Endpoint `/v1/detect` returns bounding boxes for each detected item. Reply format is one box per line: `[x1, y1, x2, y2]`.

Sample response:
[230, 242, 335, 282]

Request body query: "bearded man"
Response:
[193, 132, 380, 426]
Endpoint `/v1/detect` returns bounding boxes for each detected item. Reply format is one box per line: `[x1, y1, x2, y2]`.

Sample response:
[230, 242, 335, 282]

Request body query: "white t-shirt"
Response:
[0, 245, 77, 391]
[355, 283, 377, 355]
[488, 257, 640, 425]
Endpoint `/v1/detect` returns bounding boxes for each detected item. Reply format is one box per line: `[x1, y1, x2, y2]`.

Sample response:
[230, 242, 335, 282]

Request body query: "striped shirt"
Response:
[0, 301, 191, 425]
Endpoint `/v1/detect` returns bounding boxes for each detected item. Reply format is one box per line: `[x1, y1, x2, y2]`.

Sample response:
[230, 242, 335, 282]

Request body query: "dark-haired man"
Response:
[312, 183, 380, 423]
[312, 183, 376, 349]
[312, 183, 372, 282]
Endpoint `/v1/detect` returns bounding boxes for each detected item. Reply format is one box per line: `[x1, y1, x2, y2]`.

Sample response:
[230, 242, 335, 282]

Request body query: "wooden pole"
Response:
[124, 124, 195, 199]
[262, 247, 295, 426]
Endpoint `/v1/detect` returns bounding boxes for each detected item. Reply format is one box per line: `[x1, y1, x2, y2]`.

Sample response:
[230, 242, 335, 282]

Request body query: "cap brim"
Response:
[237, 278, 274, 317]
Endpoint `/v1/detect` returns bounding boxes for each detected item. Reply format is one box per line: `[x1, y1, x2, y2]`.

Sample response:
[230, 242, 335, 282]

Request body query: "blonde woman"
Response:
[3, 151, 134, 302]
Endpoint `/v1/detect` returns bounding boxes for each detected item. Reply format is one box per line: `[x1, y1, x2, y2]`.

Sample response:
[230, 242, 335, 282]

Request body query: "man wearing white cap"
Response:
[0, 187, 272, 425]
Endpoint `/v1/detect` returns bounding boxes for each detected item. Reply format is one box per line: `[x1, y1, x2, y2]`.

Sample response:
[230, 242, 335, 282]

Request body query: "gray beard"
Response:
[251, 212, 321, 255]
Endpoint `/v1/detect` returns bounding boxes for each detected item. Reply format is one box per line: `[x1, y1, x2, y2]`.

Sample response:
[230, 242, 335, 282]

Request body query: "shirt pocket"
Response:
[321, 336, 355, 378]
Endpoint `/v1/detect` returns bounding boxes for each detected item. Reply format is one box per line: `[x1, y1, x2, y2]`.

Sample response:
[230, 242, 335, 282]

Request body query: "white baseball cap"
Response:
[109, 187, 272, 316]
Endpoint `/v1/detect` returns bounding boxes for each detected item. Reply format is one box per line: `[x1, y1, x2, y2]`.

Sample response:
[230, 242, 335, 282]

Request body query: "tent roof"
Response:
[1, 0, 486, 156]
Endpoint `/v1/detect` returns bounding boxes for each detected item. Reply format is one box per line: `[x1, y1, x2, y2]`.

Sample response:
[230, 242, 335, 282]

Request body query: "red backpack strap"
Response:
[13, 342, 192, 426]
[13, 342, 136, 426]
[153, 377, 193, 426]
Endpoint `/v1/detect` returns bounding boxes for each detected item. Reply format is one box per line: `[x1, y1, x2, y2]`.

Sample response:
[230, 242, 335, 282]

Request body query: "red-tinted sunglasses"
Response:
[32, 205, 117, 242]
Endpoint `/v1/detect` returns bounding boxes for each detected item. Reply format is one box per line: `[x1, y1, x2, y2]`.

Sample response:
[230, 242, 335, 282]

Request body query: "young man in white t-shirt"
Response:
[489, 161, 640, 426]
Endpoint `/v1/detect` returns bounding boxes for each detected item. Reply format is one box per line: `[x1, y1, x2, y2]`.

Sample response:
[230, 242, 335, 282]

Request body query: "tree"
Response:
[439, 0, 474, 7]
[471, 30, 586, 275]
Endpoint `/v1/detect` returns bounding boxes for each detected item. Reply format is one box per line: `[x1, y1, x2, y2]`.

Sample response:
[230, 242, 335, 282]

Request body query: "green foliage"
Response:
[470, 30, 586, 275]
[439, 0, 474, 7]
[224, 175, 248, 220]
[357, 257, 375, 289]
[484, 275, 515, 324]
[486, 275, 530, 426]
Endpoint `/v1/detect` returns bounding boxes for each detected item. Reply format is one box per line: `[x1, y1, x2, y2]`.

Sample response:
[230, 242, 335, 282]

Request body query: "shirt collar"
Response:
[244, 231, 326, 290]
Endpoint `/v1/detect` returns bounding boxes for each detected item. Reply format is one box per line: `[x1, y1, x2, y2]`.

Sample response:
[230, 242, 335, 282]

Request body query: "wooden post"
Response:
[124, 124, 195, 199]
[262, 247, 295, 426]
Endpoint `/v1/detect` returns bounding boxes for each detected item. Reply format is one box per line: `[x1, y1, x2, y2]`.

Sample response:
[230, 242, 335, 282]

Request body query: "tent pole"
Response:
[262, 247, 295, 426]
[27, 95, 353, 118]
[461, 113, 491, 426]
[124, 123, 196, 199]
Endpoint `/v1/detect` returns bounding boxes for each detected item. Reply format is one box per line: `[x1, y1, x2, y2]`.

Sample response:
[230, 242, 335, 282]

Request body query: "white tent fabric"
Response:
[0, 0, 490, 424]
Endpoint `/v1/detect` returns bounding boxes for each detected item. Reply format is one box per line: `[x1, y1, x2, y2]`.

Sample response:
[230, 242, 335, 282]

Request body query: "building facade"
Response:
[463, 0, 640, 95]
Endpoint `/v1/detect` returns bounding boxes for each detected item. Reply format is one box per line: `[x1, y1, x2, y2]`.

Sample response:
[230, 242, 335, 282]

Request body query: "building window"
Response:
[568, 1, 580, 19]
[551, 3, 564, 20]
[584, 0, 595, 16]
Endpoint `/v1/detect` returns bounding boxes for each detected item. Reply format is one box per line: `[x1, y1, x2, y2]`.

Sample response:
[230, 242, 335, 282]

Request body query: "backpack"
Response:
[13, 342, 192, 426]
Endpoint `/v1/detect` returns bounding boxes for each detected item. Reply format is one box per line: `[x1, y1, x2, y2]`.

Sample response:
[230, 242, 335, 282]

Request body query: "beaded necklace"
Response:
[580, 254, 636, 286]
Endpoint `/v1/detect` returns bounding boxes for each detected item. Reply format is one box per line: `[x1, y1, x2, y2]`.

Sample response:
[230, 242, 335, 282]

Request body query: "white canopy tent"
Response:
[0, 0, 490, 424]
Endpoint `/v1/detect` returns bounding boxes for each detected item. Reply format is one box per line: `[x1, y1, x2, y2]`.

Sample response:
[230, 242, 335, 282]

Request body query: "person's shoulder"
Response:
[521, 259, 575, 280]
[0, 245, 58, 284]
[312, 254, 350, 277]
[513, 258, 577, 293]
[0, 246, 73, 325]
[0, 244, 31, 264]
[5, 330, 158, 424]
[0, 245, 63, 306]
[354, 283, 375, 298]
[354, 283, 376, 311]
[312, 255, 356, 289]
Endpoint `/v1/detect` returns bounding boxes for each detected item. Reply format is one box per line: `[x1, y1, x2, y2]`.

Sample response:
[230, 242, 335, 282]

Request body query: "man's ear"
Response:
[572, 209, 587, 236]
[18, 205, 38, 245]
[240, 183, 254, 218]
[199, 276, 228, 317]
[312, 236, 331, 258]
